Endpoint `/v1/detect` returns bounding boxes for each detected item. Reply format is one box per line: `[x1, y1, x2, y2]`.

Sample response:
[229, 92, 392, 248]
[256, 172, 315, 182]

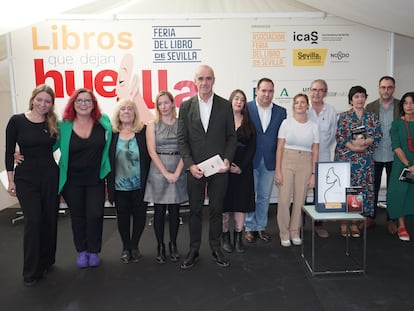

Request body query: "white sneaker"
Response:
[291, 237, 302, 245]
[281, 240, 291, 247]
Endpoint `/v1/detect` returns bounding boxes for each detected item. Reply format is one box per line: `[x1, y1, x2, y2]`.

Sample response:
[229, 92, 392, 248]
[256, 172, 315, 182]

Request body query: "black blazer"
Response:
[107, 126, 151, 204]
[177, 94, 237, 169]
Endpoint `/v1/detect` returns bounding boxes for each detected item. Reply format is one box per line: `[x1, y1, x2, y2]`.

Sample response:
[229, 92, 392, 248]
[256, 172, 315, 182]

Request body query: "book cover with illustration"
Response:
[399, 168, 414, 183]
[346, 187, 364, 213]
[351, 125, 367, 140]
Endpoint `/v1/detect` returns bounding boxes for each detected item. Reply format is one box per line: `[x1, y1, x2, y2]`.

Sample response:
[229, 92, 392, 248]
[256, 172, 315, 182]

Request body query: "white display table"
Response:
[301, 205, 366, 276]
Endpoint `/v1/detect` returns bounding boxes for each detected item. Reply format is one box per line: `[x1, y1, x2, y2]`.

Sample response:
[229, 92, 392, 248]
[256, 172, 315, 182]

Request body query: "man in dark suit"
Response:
[245, 78, 286, 243]
[177, 65, 237, 269]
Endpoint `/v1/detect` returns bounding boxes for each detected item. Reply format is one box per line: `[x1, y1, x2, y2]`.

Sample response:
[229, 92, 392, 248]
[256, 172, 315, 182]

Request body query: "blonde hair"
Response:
[29, 84, 59, 138]
[154, 91, 176, 121]
[111, 99, 144, 133]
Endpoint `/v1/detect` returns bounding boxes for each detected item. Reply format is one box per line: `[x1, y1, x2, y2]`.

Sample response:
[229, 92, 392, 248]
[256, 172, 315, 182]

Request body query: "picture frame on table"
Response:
[315, 161, 351, 213]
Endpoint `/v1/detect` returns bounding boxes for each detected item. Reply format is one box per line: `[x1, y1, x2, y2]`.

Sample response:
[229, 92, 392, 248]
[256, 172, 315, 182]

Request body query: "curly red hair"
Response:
[62, 88, 102, 123]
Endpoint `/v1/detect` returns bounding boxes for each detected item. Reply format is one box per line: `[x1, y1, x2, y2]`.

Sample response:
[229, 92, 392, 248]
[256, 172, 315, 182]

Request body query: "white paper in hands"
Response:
[197, 154, 226, 177]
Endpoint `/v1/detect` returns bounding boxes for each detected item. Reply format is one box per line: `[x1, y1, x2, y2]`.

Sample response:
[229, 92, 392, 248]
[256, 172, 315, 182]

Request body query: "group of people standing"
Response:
[5, 86, 187, 286]
[5, 65, 414, 287]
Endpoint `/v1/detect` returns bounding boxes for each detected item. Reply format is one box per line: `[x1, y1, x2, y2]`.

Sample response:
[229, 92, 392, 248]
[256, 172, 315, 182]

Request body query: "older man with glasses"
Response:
[308, 79, 337, 238]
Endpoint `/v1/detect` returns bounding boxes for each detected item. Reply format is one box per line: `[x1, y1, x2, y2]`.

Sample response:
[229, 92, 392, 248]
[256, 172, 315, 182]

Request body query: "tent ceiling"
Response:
[297, 0, 414, 39]
[1, 0, 414, 38]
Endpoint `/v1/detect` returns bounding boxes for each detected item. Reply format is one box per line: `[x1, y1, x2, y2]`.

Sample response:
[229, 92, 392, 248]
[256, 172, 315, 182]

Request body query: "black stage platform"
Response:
[1, 205, 413, 310]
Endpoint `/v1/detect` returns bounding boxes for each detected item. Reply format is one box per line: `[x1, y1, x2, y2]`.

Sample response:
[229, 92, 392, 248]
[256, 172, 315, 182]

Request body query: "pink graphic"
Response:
[116, 54, 154, 125]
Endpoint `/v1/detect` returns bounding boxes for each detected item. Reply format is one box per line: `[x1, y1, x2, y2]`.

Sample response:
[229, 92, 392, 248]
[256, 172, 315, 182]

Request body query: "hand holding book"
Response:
[351, 125, 367, 140]
[350, 125, 372, 151]
[399, 167, 414, 183]
[197, 155, 226, 177]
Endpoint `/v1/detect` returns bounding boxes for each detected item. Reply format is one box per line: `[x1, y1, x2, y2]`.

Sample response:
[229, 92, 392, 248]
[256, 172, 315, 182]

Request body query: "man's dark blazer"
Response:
[247, 100, 287, 171]
[177, 94, 237, 169]
[366, 98, 401, 121]
[107, 127, 151, 204]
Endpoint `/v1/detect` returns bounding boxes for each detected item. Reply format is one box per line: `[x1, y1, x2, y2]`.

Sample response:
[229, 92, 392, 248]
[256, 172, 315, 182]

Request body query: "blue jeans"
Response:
[245, 159, 275, 232]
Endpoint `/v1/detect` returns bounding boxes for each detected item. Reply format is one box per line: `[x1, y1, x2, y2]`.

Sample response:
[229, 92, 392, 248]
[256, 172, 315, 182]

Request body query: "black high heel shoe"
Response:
[169, 241, 180, 262]
[156, 243, 166, 264]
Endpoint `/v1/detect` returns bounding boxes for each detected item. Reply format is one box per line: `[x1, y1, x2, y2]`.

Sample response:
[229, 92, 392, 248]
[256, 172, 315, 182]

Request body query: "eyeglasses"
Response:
[75, 99, 93, 105]
[379, 86, 394, 91]
[310, 88, 326, 93]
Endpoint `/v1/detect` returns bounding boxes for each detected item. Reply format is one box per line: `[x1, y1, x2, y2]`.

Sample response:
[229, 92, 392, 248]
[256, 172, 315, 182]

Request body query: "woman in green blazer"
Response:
[56, 88, 112, 268]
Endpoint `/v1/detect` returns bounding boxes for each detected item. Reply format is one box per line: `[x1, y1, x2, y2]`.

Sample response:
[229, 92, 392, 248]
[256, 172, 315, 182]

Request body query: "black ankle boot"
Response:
[156, 243, 166, 264]
[222, 231, 233, 253]
[169, 241, 180, 262]
[234, 230, 245, 253]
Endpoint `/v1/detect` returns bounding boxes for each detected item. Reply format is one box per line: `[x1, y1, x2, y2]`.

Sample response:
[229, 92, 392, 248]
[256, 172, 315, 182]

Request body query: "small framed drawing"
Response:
[315, 161, 351, 212]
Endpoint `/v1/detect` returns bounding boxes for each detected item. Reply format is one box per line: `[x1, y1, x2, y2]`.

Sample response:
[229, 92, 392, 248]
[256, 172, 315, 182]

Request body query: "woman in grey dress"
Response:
[144, 91, 188, 263]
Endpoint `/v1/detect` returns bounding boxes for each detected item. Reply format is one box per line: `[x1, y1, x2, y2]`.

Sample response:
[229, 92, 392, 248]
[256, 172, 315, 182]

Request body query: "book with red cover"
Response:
[346, 187, 364, 213]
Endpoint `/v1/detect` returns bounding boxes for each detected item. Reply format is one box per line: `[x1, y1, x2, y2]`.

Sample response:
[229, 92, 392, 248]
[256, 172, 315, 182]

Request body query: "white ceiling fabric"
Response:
[0, 0, 96, 35]
[297, 0, 414, 38]
[1, 0, 414, 38]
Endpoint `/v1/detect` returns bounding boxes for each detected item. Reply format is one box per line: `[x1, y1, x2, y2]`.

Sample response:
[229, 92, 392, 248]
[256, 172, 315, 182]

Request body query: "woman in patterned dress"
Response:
[144, 91, 188, 263]
[334, 86, 382, 237]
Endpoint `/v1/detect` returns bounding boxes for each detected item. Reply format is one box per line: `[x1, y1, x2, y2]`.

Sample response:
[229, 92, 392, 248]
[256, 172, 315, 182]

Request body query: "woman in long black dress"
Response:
[222, 89, 256, 253]
[5, 84, 59, 286]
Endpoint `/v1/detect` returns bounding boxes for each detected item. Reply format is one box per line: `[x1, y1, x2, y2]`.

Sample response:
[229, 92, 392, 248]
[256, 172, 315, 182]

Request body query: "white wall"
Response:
[0, 35, 19, 210]
[394, 34, 414, 98]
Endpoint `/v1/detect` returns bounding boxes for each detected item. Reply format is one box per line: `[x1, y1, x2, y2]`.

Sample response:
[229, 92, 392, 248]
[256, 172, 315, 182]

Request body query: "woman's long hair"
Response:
[229, 89, 255, 138]
[399, 92, 414, 116]
[29, 84, 59, 137]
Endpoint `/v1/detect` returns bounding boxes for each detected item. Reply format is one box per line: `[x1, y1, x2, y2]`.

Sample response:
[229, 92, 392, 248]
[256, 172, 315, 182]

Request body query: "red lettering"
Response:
[142, 70, 153, 109]
[173, 80, 197, 107]
[34, 59, 195, 106]
[95, 70, 117, 97]
[34, 59, 64, 96]
[34, 58, 117, 98]
[158, 69, 168, 92]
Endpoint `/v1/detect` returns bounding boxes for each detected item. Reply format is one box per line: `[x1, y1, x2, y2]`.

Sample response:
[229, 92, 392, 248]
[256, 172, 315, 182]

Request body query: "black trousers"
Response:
[63, 181, 105, 253]
[15, 160, 59, 280]
[153, 204, 180, 245]
[186, 172, 228, 252]
[372, 161, 393, 220]
[115, 189, 147, 251]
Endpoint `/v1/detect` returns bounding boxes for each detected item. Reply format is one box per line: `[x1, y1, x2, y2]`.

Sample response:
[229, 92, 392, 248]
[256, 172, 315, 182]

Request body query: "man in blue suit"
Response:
[245, 78, 286, 243]
[178, 65, 237, 269]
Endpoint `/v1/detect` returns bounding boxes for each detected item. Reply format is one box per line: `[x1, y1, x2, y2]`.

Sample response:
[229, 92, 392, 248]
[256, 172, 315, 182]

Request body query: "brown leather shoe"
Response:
[244, 231, 256, 243]
[257, 230, 271, 243]
[387, 221, 397, 235]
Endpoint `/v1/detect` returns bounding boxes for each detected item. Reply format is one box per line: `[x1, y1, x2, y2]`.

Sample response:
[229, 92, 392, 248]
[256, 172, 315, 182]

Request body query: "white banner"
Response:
[11, 16, 391, 120]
